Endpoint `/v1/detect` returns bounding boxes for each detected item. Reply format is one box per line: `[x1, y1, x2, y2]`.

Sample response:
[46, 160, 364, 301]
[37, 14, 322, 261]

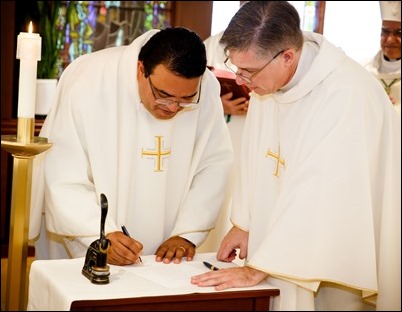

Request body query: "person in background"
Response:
[198, 1, 249, 252]
[28, 27, 234, 266]
[365, 1, 401, 116]
[191, 2, 401, 311]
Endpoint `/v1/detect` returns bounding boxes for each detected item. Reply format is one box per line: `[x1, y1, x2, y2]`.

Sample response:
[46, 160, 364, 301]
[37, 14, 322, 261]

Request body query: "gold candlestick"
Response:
[1, 117, 52, 311]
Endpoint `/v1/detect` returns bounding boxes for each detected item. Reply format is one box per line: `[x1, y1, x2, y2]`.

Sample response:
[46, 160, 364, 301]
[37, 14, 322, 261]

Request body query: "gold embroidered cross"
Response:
[141, 136, 171, 172]
[266, 147, 285, 177]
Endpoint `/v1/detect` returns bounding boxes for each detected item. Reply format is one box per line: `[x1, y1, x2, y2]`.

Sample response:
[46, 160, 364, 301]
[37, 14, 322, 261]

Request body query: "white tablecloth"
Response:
[27, 252, 278, 311]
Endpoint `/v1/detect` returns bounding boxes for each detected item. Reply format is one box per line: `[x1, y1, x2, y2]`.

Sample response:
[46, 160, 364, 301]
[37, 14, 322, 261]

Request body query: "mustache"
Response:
[383, 45, 401, 49]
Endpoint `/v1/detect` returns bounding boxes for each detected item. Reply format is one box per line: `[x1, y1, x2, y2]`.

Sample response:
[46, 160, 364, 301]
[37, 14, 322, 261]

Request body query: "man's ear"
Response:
[283, 49, 293, 62]
[282, 49, 298, 68]
[137, 61, 146, 78]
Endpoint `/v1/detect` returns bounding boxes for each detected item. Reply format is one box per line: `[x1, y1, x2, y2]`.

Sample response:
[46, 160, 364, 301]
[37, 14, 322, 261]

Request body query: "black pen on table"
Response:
[203, 261, 220, 271]
[121, 225, 143, 264]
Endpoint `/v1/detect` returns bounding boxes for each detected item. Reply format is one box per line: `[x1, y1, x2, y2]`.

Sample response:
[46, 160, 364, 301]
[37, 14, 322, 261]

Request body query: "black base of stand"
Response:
[82, 265, 110, 285]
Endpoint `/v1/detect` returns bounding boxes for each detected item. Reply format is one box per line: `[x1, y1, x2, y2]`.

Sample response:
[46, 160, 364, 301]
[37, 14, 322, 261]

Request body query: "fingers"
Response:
[222, 97, 249, 115]
[186, 245, 196, 261]
[154, 236, 196, 263]
[217, 226, 248, 262]
[191, 267, 268, 291]
[106, 231, 143, 266]
[155, 245, 189, 264]
[221, 92, 234, 100]
[172, 246, 187, 264]
[191, 269, 237, 290]
[217, 246, 237, 262]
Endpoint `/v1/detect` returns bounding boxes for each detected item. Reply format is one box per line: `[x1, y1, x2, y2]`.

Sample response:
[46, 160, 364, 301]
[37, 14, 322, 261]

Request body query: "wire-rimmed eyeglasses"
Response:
[148, 75, 202, 109]
[381, 27, 401, 39]
[224, 49, 286, 84]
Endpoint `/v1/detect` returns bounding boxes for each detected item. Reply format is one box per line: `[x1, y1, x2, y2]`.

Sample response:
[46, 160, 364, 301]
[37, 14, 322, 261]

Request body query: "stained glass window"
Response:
[47, 1, 172, 79]
[288, 1, 318, 32]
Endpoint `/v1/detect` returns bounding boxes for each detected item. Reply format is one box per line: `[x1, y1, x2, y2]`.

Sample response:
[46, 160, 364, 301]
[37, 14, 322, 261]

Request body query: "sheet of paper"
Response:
[121, 253, 240, 289]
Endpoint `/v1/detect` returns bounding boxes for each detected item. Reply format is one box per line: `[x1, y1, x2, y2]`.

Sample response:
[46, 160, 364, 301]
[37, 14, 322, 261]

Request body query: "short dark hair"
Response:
[139, 27, 207, 78]
[220, 1, 304, 59]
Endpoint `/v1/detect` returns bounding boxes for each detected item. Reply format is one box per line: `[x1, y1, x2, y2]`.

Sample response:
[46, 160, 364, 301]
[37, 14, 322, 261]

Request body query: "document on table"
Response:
[121, 252, 241, 289]
[27, 252, 277, 311]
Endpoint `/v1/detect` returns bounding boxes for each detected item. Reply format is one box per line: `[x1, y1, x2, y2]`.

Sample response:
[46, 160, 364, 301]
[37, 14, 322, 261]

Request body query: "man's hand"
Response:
[106, 231, 143, 265]
[154, 236, 196, 264]
[221, 92, 249, 116]
[191, 266, 268, 290]
[217, 226, 249, 262]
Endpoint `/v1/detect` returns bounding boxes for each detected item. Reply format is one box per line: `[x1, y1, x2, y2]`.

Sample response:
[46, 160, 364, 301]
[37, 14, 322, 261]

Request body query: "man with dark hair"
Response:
[191, 2, 400, 310]
[29, 27, 234, 266]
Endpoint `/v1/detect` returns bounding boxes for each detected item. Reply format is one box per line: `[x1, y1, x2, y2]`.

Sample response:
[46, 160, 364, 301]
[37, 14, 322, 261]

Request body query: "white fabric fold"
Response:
[233, 31, 401, 310]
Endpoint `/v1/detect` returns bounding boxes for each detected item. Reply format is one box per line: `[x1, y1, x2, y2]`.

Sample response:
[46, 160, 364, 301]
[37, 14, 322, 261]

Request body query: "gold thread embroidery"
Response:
[380, 78, 400, 95]
[142, 136, 171, 172]
[266, 147, 285, 177]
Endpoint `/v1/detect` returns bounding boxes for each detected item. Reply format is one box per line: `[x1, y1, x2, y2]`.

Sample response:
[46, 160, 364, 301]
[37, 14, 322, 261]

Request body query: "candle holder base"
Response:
[1, 135, 52, 157]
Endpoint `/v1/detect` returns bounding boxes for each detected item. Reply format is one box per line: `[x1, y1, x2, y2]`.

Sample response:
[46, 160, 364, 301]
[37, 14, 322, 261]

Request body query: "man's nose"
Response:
[165, 101, 181, 111]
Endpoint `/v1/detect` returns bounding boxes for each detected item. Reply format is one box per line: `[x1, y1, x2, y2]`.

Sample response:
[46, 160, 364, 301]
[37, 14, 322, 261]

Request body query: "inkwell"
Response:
[82, 193, 111, 284]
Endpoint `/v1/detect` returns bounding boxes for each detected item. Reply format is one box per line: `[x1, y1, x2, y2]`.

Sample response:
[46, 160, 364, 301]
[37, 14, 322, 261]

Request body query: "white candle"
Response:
[16, 21, 41, 118]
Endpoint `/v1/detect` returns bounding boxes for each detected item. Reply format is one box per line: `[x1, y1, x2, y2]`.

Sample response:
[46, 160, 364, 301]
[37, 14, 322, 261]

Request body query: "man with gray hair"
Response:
[191, 2, 401, 310]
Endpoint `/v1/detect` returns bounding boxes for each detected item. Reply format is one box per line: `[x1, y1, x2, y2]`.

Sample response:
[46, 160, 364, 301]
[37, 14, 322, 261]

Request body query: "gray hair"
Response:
[220, 1, 304, 60]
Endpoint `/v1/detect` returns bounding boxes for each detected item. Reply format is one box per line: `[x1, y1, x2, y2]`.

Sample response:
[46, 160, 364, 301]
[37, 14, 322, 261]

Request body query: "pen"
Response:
[226, 114, 231, 123]
[203, 261, 220, 271]
[121, 225, 143, 264]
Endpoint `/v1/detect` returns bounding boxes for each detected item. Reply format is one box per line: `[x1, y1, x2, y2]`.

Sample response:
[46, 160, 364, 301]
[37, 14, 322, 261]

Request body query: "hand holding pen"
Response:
[121, 225, 143, 264]
[103, 229, 143, 266]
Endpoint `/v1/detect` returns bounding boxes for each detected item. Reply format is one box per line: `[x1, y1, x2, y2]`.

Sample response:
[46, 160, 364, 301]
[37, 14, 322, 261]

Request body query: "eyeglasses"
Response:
[224, 49, 286, 84]
[381, 28, 401, 39]
[148, 76, 202, 109]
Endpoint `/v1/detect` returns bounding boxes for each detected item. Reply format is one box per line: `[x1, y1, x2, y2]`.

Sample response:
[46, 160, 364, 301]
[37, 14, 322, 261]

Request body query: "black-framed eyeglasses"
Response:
[381, 27, 401, 39]
[224, 49, 286, 84]
[148, 75, 202, 109]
